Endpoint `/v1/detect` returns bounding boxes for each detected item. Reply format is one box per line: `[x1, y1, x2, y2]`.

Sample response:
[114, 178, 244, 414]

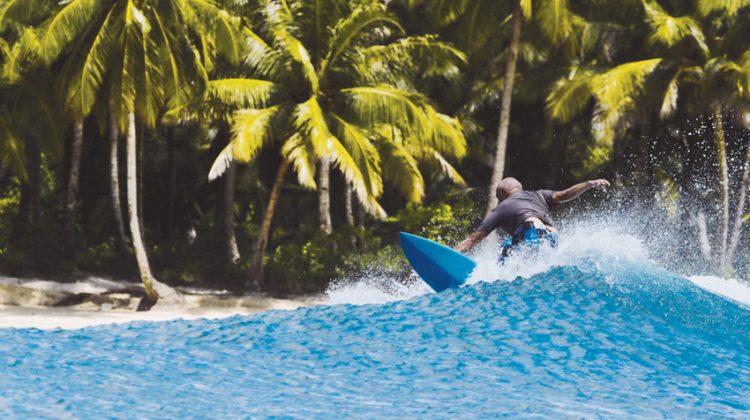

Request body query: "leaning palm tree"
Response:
[547, 0, 750, 274]
[39, 0, 241, 305]
[177, 0, 468, 287]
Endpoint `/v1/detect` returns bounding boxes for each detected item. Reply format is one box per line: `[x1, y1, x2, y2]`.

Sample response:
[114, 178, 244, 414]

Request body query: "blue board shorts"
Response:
[501, 222, 559, 261]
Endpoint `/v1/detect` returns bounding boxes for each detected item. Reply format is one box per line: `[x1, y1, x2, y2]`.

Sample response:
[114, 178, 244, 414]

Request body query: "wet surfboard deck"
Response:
[399, 232, 477, 292]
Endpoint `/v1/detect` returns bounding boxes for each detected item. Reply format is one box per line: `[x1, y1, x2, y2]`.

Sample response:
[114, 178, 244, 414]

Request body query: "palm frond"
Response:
[460, 76, 504, 116]
[136, 24, 166, 129]
[328, 113, 383, 197]
[0, 0, 49, 31]
[282, 133, 317, 189]
[428, 149, 466, 186]
[353, 35, 466, 85]
[275, 26, 318, 92]
[323, 129, 384, 217]
[413, 0, 470, 28]
[534, 0, 578, 45]
[185, 0, 242, 65]
[18, 74, 65, 154]
[0, 107, 26, 179]
[590, 58, 662, 142]
[241, 27, 287, 81]
[644, 1, 708, 56]
[293, 96, 333, 158]
[231, 107, 279, 162]
[377, 139, 424, 203]
[547, 67, 596, 123]
[320, 3, 403, 76]
[697, 0, 750, 17]
[265, 1, 318, 91]
[72, 5, 120, 120]
[208, 78, 278, 109]
[42, 0, 106, 63]
[444, 0, 510, 57]
[423, 109, 467, 160]
[208, 106, 279, 180]
[151, 6, 187, 109]
[1, 27, 43, 83]
[705, 57, 747, 99]
[340, 85, 432, 141]
[659, 73, 679, 119]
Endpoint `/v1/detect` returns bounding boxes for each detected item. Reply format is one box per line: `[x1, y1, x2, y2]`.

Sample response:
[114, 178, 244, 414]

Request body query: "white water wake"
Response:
[326, 218, 750, 307]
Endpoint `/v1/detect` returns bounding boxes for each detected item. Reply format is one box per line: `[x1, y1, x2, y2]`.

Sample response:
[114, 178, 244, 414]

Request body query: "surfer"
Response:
[455, 177, 610, 259]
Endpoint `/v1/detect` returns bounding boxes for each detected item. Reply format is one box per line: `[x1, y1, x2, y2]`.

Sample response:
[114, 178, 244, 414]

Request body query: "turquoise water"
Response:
[2, 255, 750, 417]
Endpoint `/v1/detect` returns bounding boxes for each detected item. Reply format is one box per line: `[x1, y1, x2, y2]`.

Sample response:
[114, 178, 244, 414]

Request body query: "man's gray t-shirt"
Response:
[479, 190, 555, 235]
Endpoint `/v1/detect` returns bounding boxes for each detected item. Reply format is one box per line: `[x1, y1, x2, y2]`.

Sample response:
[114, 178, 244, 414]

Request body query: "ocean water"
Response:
[2, 228, 750, 417]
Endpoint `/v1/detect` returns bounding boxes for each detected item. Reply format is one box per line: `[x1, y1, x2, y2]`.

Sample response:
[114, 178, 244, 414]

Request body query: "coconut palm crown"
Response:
[190, 0, 468, 217]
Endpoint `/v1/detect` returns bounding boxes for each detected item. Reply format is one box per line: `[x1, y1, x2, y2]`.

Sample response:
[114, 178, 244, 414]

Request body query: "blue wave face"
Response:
[1, 258, 749, 417]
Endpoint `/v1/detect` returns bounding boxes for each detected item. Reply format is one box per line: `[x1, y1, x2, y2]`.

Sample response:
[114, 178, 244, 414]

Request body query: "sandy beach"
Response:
[0, 302, 315, 330]
[0, 275, 323, 330]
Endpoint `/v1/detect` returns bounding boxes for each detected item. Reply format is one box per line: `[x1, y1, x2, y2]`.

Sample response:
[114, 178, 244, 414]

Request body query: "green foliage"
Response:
[266, 226, 376, 292]
[395, 197, 479, 244]
[182, 0, 469, 220]
[1, 0, 750, 290]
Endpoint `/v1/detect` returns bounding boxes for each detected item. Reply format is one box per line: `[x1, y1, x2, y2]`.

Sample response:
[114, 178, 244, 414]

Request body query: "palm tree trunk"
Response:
[345, 182, 354, 226]
[249, 158, 290, 289]
[137, 123, 145, 245]
[126, 112, 182, 306]
[63, 120, 84, 245]
[713, 109, 730, 271]
[318, 158, 332, 234]
[224, 160, 240, 264]
[109, 111, 130, 255]
[726, 137, 750, 268]
[345, 182, 356, 248]
[487, 0, 522, 212]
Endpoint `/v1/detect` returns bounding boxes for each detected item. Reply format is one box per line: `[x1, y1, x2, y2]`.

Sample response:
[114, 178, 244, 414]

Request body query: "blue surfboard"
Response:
[399, 232, 477, 292]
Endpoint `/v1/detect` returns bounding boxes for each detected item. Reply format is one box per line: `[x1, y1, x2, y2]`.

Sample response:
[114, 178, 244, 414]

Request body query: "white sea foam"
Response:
[466, 221, 648, 285]
[687, 276, 750, 307]
[326, 220, 652, 305]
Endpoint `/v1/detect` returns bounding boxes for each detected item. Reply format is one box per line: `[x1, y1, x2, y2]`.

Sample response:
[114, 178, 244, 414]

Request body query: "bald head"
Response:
[496, 177, 523, 202]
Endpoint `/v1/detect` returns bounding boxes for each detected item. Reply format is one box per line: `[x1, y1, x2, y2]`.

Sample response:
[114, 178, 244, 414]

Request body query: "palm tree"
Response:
[0, 0, 63, 244]
[185, 0, 468, 287]
[40, 0, 241, 305]
[395, 0, 582, 211]
[547, 0, 750, 273]
[1, 0, 91, 248]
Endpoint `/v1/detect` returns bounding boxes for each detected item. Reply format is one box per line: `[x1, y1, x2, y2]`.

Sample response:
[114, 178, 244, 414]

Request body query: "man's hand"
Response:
[552, 179, 611, 203]
[454, 229, 488, 253]
[587, 179, 610, 190]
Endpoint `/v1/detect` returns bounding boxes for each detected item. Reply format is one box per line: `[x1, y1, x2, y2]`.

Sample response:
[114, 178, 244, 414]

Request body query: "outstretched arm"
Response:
[454, 229, 489, 253]
[551, 179, 610, 203]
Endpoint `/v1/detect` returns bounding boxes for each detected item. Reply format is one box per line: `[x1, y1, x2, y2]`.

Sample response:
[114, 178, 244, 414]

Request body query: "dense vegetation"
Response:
[0, 0, 748, 303]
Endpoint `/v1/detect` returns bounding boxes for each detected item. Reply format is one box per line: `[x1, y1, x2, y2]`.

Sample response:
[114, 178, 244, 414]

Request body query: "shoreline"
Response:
[0, 275, 325, 330]
[0, 299, 320, 330]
